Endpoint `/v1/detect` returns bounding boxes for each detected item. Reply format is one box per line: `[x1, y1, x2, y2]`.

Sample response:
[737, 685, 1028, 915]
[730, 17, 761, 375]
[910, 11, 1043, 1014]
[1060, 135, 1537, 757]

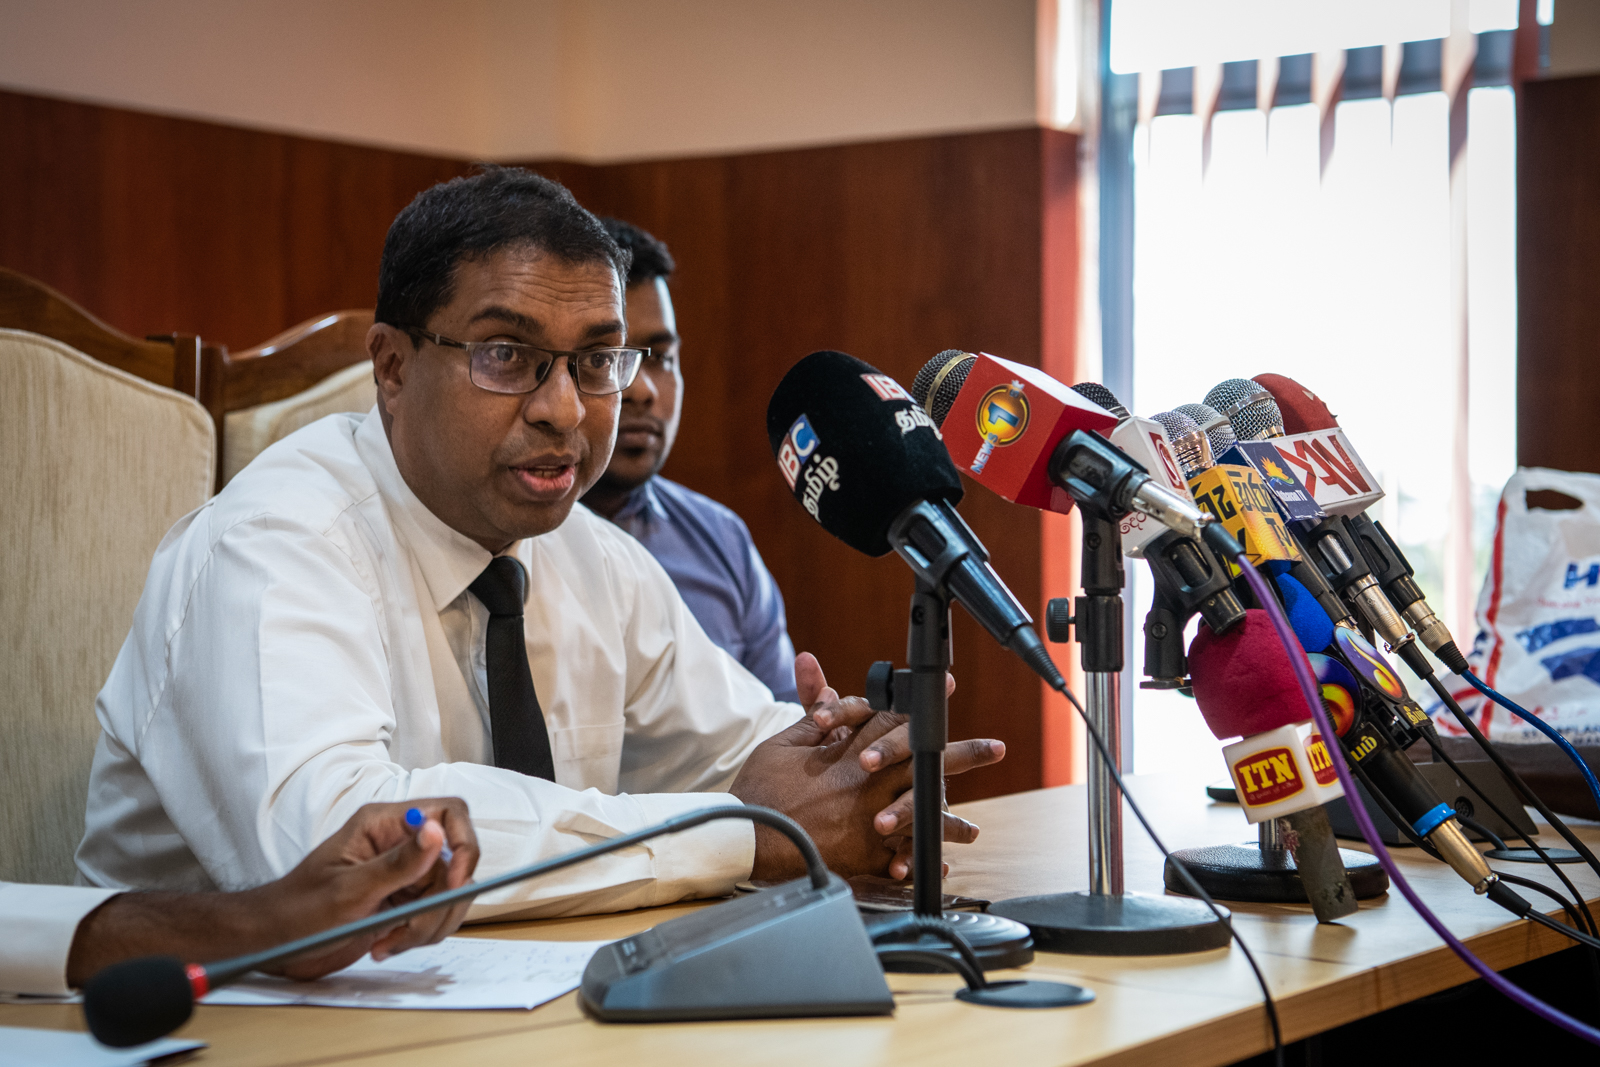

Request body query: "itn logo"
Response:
[1566, 561, 1600, 590]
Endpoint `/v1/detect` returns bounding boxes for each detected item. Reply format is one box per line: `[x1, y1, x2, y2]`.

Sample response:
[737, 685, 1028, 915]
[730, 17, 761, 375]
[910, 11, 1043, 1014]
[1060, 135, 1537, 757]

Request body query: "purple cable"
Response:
[1236, 559, 1600, 1047]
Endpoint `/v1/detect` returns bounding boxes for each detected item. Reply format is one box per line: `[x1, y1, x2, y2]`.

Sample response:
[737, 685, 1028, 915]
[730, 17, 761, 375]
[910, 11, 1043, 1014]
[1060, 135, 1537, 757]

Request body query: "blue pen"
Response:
[405, 807, 454, 865]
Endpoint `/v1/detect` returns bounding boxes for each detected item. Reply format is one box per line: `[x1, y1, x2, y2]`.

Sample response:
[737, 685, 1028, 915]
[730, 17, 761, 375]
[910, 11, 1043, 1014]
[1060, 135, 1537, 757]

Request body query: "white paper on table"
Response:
[200, 937, 609, 1010]
[0, 1024, 204, 1067]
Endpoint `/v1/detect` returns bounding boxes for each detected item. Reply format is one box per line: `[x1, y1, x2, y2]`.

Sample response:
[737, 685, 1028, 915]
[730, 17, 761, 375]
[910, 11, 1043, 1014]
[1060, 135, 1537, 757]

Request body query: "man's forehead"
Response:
[449, 250, 624, 332]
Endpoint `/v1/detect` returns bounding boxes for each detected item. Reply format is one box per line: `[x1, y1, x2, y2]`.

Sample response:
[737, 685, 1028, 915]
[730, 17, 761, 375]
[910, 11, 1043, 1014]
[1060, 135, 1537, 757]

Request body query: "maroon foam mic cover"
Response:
[1188, 609, 1317, 740]
[1252, 373, 1338, 433]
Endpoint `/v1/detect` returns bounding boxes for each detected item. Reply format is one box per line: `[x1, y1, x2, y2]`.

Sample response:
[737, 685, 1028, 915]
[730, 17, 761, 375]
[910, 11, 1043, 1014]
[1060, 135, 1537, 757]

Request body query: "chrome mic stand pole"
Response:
[990, 514, 1229, 954]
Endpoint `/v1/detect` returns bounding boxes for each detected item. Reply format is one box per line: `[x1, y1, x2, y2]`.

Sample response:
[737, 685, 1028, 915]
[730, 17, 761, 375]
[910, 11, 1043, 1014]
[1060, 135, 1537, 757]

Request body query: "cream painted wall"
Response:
[0, 0, 1039, 161]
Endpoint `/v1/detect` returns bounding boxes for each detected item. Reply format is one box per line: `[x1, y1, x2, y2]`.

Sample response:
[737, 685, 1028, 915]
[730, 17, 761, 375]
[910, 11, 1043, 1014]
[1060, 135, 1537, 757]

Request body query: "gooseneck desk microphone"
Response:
[85, 807, 894, 1047]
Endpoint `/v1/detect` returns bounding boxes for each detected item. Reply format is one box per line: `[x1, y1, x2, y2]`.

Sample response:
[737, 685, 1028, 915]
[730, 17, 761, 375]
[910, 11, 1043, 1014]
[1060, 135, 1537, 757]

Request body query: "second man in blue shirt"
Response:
[582, 218, 799, 702]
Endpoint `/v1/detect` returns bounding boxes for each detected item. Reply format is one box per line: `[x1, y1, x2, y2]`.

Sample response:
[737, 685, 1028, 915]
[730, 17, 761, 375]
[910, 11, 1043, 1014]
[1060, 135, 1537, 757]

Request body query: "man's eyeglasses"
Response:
[402, 327, 645, 397]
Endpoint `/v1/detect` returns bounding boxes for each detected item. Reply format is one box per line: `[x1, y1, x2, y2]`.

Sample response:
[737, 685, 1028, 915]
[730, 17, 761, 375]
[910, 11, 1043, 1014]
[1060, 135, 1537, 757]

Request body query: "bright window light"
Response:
[1469, 0, 1521, 32]
[1110, 0, 1450, 73]
[1127, 89, 1518, 774]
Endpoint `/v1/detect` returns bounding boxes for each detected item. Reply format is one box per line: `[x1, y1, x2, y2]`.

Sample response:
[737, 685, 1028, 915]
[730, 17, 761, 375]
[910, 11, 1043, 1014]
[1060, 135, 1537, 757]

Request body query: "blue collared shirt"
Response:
[608, 477, 799, 703]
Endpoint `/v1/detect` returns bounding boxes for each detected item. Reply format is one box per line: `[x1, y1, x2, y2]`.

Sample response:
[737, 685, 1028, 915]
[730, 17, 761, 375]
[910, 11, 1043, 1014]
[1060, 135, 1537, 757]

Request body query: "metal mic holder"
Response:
[989, 514, 1231, 954]
[861, 578, 1036, 972]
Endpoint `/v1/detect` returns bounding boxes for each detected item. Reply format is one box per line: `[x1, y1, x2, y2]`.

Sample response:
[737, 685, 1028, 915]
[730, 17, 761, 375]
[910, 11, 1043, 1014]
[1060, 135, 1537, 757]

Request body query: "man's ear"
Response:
[369, 323, 409, 416]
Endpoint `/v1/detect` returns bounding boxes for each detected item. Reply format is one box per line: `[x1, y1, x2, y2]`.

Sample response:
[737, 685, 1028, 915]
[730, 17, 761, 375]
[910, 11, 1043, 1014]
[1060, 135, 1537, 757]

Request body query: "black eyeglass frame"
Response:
[401, 326, 646, 397]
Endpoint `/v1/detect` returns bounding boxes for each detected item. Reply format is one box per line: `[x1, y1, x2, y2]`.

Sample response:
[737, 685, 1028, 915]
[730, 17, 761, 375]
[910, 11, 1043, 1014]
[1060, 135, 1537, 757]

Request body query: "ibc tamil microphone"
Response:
[767, 350, 1062, 687]
[1253, 373, 1468, 675]
[1184, 610, 1359, 922]
[906, 350, 1214, 547]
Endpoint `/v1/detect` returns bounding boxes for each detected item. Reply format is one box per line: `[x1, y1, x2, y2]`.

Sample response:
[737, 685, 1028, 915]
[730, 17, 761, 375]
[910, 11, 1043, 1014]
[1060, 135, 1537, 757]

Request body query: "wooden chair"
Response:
[198, 309, 376, 488]
[0, 266, 204, 400]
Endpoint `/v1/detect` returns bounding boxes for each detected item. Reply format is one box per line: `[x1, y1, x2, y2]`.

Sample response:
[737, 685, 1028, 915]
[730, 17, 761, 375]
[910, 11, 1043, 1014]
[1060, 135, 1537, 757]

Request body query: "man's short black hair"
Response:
[599, 217, 675, 289]
[375, 165, 631, 330]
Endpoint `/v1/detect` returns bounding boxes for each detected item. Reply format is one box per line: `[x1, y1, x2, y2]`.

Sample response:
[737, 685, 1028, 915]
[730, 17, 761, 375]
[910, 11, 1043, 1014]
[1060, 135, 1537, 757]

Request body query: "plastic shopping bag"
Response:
[1431, 467, 1600, 744]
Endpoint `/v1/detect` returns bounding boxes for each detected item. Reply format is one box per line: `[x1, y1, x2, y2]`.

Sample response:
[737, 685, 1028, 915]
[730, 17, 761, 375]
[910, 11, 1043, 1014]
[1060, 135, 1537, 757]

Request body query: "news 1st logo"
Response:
[778, 414, 819, 490]
[1232, 746, 1305, 807]
[972, 381, 1029, 474]
[1306, 733, 1338, 786]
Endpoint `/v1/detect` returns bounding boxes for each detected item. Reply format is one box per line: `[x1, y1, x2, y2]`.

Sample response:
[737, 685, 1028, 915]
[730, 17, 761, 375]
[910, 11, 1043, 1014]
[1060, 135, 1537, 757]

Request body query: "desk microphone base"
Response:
[1163, 842, 1389, 904]
[989, 891, 1231, 956]
[864, 910, 1035, 972]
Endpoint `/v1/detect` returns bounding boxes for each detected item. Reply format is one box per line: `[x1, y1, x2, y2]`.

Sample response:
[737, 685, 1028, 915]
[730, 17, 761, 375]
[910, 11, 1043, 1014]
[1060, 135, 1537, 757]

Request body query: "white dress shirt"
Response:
[0, 883, 119, 995]
[77, 408, 801, 921]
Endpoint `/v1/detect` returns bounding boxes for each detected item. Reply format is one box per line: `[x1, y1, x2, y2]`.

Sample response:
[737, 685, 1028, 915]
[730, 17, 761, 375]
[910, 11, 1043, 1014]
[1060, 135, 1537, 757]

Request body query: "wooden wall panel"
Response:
[1, 86, 1077, 801]
[1518, 74, 1600, 474]
[529, 127, 1079, 801]
[0, 89, 471, 350]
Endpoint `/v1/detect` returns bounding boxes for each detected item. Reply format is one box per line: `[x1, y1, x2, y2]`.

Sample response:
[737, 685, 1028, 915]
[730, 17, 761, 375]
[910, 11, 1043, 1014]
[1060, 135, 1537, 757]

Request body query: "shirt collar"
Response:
[354, 407, 510, 613]
[612, 478, 667, 525]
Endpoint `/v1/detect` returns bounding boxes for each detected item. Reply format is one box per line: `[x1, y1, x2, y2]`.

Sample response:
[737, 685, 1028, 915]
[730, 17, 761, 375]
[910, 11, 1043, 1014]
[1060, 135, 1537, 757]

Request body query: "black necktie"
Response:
[469, 557, 556, 781]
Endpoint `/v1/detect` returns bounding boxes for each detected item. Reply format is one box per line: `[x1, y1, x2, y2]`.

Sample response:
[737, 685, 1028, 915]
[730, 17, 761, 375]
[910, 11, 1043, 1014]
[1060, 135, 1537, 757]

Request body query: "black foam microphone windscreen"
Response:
[767, 350, 964, 557]
[83, 956, 196, 1048]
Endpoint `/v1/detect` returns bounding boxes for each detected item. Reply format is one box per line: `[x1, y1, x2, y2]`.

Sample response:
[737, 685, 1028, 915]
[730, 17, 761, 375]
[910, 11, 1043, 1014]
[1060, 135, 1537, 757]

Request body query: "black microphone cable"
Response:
[1411, 722, 1598, 936]
[1424, 673, 1600, 885]
[1052, 676, 1285, 1067]
[1351, 758, 1600, 967]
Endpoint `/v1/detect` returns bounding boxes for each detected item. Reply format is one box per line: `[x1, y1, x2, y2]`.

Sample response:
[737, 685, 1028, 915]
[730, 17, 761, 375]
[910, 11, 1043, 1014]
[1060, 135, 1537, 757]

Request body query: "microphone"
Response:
[768, 350, 1063, 687]
[1253, 374, 1468, 675]
[1174, 403, 1239, 464]
[1202, 378, 1426, 672]
[1139, 526, 1247, 688]
[84, 806, 883, 1046]
[1308, 641, 1496, 893]
[1202, 379, 1285, 442]
[1268, 592, 1496, 894]
[1185, 610, 1357, 922]
[1149, 411, 1213, 480]
[1214, 387, 1383, 519]
[905, 351, 1215, 546]
[1251, 373, 1336, 435]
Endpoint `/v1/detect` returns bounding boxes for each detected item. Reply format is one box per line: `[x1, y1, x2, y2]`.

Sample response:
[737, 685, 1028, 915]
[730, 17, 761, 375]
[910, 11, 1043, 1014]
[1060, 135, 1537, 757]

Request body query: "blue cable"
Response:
[1462, 669, 1600, 817]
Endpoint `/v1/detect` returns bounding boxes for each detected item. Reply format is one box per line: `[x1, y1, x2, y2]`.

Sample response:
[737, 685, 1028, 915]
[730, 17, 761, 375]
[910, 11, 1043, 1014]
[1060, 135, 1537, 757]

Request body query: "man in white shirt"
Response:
[6, 801, 473, 996]
[77, 166, 1003, 918]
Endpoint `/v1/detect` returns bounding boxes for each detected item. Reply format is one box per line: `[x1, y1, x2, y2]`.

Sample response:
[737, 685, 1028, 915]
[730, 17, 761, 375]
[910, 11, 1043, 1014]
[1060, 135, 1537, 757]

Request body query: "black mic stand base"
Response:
[1162, 844, 1389, 905]
[864, 910, 1035, 972]
[989, 891, 1232, 956]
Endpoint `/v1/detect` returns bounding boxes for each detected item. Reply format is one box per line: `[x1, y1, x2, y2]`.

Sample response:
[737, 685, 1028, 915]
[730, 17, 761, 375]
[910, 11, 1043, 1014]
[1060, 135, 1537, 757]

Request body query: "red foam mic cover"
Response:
[1252, 373, 1338, 433]
[1188, 609, 1317, 740]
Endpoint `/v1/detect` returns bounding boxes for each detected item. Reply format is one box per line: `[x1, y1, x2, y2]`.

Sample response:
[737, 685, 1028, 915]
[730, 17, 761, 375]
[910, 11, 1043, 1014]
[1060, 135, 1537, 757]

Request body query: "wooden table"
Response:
[6, 772, 1596, 1067]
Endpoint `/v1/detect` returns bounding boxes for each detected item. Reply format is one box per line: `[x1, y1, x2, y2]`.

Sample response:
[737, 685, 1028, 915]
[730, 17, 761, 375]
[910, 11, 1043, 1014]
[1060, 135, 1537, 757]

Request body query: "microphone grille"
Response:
[1150, 410, 1213, 479]
[912, 350, 977, 427]
[1175, 402, 1238, 459]
[1202, 378, 1269, 419]
[1231, 395, 1286, 442]
[1203, 378, 1285, 441]
[1068, 382, 1131, 422]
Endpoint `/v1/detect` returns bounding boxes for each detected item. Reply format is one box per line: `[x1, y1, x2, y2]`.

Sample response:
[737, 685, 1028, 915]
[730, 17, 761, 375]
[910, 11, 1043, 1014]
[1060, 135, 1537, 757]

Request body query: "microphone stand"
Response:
[989, 514, 1231, 954]
[861, 577, 1036, 971]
